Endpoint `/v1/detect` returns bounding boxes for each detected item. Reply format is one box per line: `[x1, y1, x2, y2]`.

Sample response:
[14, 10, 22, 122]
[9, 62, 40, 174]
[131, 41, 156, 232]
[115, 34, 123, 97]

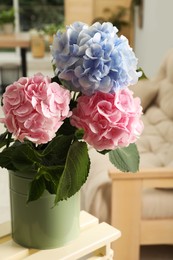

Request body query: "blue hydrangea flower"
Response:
[51, 21, 140, 95]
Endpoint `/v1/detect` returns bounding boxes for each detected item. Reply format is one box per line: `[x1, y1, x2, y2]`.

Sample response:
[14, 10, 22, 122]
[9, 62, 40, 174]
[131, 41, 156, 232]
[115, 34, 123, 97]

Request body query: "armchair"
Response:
[109, 168, 173, 260]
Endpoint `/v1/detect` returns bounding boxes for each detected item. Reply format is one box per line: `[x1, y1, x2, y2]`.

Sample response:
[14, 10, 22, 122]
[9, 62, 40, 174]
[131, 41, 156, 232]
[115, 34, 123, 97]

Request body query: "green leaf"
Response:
[12, 143, 41, 172]
[109, 143, 140, 173]
[39, 165, 64, 194]
[75, 129, 84, 140]
[27, 164, 64, 202]
[51, 75, 62, 85]
[0, 131, 13, 149]
[43, 170, 61, 194]
[58, 118, 76, 136]
[27, 175, 45, 203]
[42, 135, 73, 166]
[137, 67, 148, 80]
[41, 165, 64, 175]
[0, 146, 17, 170]
[55, 140, 90, 203]
[98, 149, 110, 155]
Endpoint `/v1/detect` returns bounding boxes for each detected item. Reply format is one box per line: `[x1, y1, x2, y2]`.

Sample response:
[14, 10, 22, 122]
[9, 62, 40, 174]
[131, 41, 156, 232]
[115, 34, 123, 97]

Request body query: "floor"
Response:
[0, 51, 173, 260]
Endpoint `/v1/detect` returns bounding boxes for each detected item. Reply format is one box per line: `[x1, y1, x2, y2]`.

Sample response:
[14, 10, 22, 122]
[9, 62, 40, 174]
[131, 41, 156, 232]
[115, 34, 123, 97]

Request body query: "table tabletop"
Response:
[0, 211, 121, 260]
[0, 33, 30, 48]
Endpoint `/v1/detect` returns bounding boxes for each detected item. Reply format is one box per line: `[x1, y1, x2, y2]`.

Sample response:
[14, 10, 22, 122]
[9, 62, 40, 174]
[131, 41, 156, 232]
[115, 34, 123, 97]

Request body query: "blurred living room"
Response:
[0, 0, 173, 259]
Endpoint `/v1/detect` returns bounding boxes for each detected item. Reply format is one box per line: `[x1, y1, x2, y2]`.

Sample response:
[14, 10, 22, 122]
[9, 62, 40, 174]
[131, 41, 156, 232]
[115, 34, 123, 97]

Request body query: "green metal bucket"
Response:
[9, 171, 80, 249]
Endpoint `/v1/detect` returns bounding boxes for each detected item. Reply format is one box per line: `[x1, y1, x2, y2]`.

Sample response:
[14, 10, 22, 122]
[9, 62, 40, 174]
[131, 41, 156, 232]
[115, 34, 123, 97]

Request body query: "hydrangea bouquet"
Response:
[0, 22, 143, 204]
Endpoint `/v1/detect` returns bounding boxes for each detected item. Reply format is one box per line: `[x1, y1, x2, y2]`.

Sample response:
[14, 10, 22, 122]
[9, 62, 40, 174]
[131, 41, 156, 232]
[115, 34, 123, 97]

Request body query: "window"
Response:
[19, 0, 64, 31]
[0, 0, 64, 32]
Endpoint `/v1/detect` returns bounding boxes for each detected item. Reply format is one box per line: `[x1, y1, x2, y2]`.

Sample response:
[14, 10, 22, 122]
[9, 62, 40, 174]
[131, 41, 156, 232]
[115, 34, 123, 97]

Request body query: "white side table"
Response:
[0, 211, 121, 259]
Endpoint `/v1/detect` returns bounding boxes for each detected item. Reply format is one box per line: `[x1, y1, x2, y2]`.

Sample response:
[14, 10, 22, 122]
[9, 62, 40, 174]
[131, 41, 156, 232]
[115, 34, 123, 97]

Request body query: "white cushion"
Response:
[142, 188, 173, 219]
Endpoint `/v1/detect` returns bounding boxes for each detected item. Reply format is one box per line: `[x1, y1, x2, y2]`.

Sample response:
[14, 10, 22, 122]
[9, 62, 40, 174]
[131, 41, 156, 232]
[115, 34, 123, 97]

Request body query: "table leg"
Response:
[20, 48, 27, 77]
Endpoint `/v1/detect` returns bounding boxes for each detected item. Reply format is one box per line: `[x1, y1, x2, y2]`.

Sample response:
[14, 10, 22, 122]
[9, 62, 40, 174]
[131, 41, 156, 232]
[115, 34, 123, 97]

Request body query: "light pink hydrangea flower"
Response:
[71, 89, 143, 151]
[1, 73, 71, 144]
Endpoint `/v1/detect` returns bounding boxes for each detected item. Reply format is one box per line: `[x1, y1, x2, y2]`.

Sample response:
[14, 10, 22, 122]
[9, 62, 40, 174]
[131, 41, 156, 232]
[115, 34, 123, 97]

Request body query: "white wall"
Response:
[134, 0, 173, 78]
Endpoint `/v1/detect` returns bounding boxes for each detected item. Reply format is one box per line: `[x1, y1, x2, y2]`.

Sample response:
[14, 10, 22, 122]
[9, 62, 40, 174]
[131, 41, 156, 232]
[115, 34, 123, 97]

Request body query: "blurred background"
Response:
[1, 0, 173, 83]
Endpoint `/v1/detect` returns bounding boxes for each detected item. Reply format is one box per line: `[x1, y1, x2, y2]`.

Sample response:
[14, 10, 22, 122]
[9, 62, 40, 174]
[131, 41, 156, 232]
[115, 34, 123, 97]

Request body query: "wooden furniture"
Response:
[0, 211, 121, 260]
[0, 33, 30, 77]
[109, 168, 173, 260]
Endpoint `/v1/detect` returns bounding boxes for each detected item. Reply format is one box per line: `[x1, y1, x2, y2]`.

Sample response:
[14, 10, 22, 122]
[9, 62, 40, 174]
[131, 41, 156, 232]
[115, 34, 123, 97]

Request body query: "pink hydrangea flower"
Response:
[1, 73, 71, 144]
[71, 89, 143, 151]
